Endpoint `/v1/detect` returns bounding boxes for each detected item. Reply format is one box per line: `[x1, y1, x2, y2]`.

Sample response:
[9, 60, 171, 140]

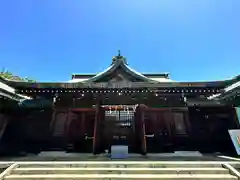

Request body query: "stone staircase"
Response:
[1, 161, 239, 179]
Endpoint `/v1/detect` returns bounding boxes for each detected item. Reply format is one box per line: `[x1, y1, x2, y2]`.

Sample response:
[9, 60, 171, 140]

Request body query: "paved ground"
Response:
[0, 152, 238, 162]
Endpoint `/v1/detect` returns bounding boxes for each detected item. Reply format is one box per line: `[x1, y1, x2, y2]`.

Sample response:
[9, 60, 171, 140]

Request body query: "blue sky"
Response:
[0, 0, 239, 82]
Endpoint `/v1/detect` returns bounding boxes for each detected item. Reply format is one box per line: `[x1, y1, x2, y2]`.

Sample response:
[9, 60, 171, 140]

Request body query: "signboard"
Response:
[228, 129, 240, 155]
[94, 80, 133, 88]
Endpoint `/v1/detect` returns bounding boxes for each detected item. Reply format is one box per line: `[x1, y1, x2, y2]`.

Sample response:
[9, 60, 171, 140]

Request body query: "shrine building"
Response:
[0, 52, 239, 155]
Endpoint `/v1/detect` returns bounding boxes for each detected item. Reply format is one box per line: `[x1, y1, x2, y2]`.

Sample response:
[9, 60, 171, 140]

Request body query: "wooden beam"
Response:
[71, 108, 95, 112]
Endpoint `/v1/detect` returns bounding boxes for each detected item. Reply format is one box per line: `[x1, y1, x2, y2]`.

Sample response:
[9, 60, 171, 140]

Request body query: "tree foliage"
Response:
[0, 69, 36, 82]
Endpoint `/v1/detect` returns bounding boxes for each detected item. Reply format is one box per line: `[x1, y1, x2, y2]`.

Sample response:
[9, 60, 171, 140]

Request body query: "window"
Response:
[105, 110, 134, 127]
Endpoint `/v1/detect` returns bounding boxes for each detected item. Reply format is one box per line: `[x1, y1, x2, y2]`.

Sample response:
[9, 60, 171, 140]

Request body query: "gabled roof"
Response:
[70, 52, 173, 83]
[84, 54, 152, 83]
[2, 52, 239, 93]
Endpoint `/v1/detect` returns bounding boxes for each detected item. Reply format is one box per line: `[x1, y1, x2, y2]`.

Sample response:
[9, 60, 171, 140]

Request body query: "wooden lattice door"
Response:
[104, 107, 135, 152]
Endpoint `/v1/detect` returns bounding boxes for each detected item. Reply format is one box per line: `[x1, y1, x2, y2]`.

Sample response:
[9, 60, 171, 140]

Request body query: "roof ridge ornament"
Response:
[112, 50, 128, 65]
[118, 49, 121, 56]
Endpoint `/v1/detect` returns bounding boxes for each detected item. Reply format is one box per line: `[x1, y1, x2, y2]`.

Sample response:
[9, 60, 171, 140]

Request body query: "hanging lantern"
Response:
[127, 105, 130, 114]
[133, 104, 138, 112]
[183, 96, 187, 103]
[109, 105, 112, 114]
[53, 96, 56, 104]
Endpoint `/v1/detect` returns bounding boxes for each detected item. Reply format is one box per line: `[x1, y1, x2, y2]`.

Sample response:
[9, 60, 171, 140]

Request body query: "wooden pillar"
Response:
[155, 111, 160, 134]
[140, 107, 147, 155]
[134, 106, 147, 155]
[233, 107, 240, 128]
[184, 109, 191, 134]
[64, 109, 72, 140]
[166, 108, 172, 138]
[0, 114, 8, 143]
[80, 112, 85, 138]
[93, 104, 104, 154]
[50, 110, 56, 132]
[93, 108, 98, 154]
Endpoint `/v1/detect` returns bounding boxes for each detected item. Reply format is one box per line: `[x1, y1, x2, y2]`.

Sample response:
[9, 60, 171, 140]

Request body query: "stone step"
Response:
[17, 164, 223, 168]
[12, 167, 229, 175]
[14, 161, 223, 168]
[5, 174, 238, 180]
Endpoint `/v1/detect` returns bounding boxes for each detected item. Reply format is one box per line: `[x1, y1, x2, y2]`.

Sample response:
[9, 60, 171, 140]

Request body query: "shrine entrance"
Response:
[103, 105, 136, 153]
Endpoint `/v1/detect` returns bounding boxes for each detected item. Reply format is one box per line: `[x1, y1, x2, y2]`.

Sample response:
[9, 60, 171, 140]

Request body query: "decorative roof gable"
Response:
[84, 51, 152, 83]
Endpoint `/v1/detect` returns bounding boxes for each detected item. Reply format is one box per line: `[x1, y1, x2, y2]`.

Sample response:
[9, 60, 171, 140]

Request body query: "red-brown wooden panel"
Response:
[72, 108, 96, 112]
[51, 110, 68, 137]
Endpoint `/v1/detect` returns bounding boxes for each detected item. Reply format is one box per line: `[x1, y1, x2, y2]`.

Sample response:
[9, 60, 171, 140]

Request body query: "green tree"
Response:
[0, 68, 36, 82]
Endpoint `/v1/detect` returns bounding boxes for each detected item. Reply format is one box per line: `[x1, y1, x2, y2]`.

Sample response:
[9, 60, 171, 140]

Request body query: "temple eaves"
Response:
[0, 77, 31, 101]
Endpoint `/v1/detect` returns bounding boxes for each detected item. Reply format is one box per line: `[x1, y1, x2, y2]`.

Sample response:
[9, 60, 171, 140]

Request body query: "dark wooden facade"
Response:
[1, 104, 238, 155]
[0, 53, 240, 155]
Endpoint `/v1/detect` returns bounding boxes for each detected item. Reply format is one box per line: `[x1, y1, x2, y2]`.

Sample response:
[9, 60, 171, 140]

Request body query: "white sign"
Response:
[229, 129, 240, 155]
